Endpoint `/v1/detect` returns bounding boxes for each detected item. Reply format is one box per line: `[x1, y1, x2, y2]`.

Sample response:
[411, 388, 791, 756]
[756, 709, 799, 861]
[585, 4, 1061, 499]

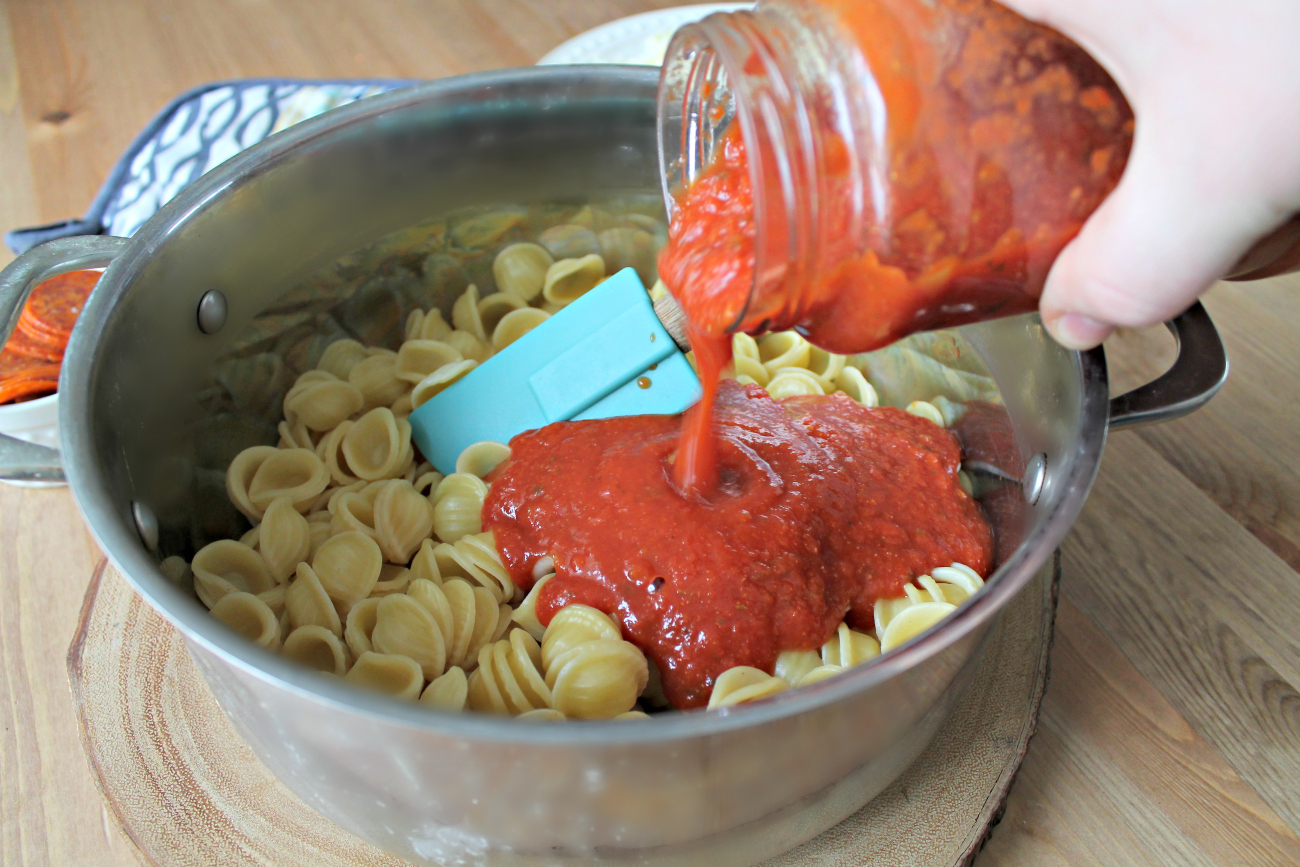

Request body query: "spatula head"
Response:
[409, 268, 701, 474]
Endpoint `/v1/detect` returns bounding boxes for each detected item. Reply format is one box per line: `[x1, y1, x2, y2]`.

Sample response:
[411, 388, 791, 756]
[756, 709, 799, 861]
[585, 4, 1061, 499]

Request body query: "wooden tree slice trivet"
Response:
[68, 557, 1057, 867]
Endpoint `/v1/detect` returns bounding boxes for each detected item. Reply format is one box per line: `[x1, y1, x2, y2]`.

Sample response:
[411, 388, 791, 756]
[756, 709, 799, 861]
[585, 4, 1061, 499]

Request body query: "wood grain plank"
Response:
[0, 0, 37, 269]
[4, 0, 697, 226]
[1062, 432, 1300, 835]
[981, 598, 1300, 866]
[0, 487, 136, 867]
[1104, 277, 1300, 570]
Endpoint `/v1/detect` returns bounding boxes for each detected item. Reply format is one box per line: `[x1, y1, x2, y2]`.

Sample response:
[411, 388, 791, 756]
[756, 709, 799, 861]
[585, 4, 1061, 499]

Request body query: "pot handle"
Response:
[0, 235, 128, 482]
[1107, 301, 1228, 430]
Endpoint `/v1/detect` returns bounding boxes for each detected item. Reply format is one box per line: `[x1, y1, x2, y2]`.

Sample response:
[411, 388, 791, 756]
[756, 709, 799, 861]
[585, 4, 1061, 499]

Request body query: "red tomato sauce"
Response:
[484, 380, 992, 709]
[658, 0, 1132, 492]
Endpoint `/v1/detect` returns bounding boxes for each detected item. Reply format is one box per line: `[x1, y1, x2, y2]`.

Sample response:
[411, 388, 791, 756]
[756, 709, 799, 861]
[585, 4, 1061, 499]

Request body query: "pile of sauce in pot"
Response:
[484, 380, 992, 709]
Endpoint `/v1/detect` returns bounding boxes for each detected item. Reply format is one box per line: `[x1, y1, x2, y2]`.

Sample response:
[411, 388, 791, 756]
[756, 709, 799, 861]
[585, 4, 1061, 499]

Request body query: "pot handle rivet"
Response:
[197, 290, 228, 334]
[132, 500, 160, 552]
[1023, 453, 1047, 505]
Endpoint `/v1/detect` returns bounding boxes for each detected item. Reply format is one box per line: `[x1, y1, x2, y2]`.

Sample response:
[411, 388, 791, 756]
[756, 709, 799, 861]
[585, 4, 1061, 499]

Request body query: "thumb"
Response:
[1039, 122, 1258, 350]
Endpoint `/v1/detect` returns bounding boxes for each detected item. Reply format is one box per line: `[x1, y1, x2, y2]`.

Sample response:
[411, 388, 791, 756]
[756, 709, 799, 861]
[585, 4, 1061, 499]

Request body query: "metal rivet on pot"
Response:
[1023, 453, 1047, 505]
[132, 500, 160, 552]
[197, 290, 228, 334]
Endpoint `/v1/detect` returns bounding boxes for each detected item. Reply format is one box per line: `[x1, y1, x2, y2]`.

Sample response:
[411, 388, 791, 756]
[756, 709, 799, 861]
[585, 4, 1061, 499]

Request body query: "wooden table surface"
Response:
[2, 2, 1298, 865]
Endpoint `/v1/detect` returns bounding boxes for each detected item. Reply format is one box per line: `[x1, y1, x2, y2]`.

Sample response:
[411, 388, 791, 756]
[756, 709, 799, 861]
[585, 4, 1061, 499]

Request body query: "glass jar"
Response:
[657, 0, 1135, 353]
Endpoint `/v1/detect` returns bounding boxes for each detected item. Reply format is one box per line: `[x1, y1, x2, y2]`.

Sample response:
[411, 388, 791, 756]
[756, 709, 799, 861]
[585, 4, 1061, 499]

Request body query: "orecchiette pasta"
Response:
[430, 473, 489, 542]
[396, 340, 463, 384]
[349, 351, 408, 408]
[344, 595, 383, 657]
[545, 634, 647, 719]
[283, 370, 364, 431]
[491, 307, 549, 351]
[421, 667, 469, 711]
[371, 593, 447, 680]
[243, 447, 330, 514]
[835, 366, 879, 406]
[466, 629, 552, 715]
[192, 539, 276, 609]
[445, 330, 491, 363]
[342, 408, 413, 481]
[542, 254, 605, 306]
[493, 242, 553, 301]
[758, 331, 811, 374]
[278, 419, 315, 450]
[454, 441, 510, 479]
[257, 495, 312, 581]
[282, 625, 351, 676]
[765, 368, 826, 399]
[905, 400, 946, 427]
[707, 666, 788, 709]
[406, 307, 453, 342]
[312, 531, 383, 609]
[432, 532, 514, 603]
[452, 284, 488, 343]
[411, 360, 478, 410]
[345, 651, 425, 700]
[538, 223, 599, 260]
[316, 338, 369, 380]
[477, 292, 526, 338]
[510, 572, 554, 641]
[210, 591, 282, 650]
[373, 479, 435, 563]
[285, 562, 343, 636]
[875, 563, 985, 652]
[407, 577, 506, 670]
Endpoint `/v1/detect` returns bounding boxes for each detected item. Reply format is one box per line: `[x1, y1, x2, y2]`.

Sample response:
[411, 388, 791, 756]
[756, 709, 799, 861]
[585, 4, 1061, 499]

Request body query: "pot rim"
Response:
[59, 65, 1109, 744]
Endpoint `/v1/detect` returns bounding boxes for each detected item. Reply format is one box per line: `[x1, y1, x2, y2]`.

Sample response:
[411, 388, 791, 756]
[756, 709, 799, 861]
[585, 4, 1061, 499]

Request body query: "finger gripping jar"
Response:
[657, 0, 1135, 353]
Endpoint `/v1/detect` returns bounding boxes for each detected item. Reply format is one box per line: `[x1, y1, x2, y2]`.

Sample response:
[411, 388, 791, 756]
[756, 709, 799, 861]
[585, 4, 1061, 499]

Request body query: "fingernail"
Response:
[1047, 312, 1113, 350]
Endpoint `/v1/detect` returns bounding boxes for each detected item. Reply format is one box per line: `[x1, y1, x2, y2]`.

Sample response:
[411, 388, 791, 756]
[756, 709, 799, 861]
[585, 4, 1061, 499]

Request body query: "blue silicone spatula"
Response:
[409, 268, 700, 475]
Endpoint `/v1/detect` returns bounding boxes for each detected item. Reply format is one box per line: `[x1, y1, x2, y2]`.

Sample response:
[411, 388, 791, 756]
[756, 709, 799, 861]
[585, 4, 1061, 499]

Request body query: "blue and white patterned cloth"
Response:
[6, 78, 415, 253]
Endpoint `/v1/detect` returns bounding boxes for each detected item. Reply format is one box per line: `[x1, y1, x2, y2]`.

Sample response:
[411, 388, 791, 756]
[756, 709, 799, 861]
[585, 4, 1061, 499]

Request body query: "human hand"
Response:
[1000, 0, 1300, 349]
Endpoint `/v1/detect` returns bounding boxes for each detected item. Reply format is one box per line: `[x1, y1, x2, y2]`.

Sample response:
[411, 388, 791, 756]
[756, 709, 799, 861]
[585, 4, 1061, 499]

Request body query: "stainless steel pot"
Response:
[0, 66, 1225, 865]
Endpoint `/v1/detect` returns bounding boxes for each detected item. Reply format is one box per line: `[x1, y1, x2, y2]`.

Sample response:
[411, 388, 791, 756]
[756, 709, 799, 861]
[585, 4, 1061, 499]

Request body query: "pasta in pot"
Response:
[312, 531, 383, 610]
[430, 473, 489, 543]
[396, 340, 463, 384]
[210, 591, 282, 651]
[257, 496, 312, 581]
[493, 242, 553, 301]
[542, 254, 605, 306]
[421, 667, 469, 711]
[373, 479, 436, 563]
[283, 370, 364, 431]
[190, 210, 994, 721]
[316, 338, 369, 380]
[708, 667, 788, 709]
[342, 408, 413, 481]
[246, 448, 330, 516]
[285, 562, 343, 637]
[345, 651, 425, 700]
[371, 593, 447, 680]
[466, 630, 552, 715]
[282, 625, 351, 676]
